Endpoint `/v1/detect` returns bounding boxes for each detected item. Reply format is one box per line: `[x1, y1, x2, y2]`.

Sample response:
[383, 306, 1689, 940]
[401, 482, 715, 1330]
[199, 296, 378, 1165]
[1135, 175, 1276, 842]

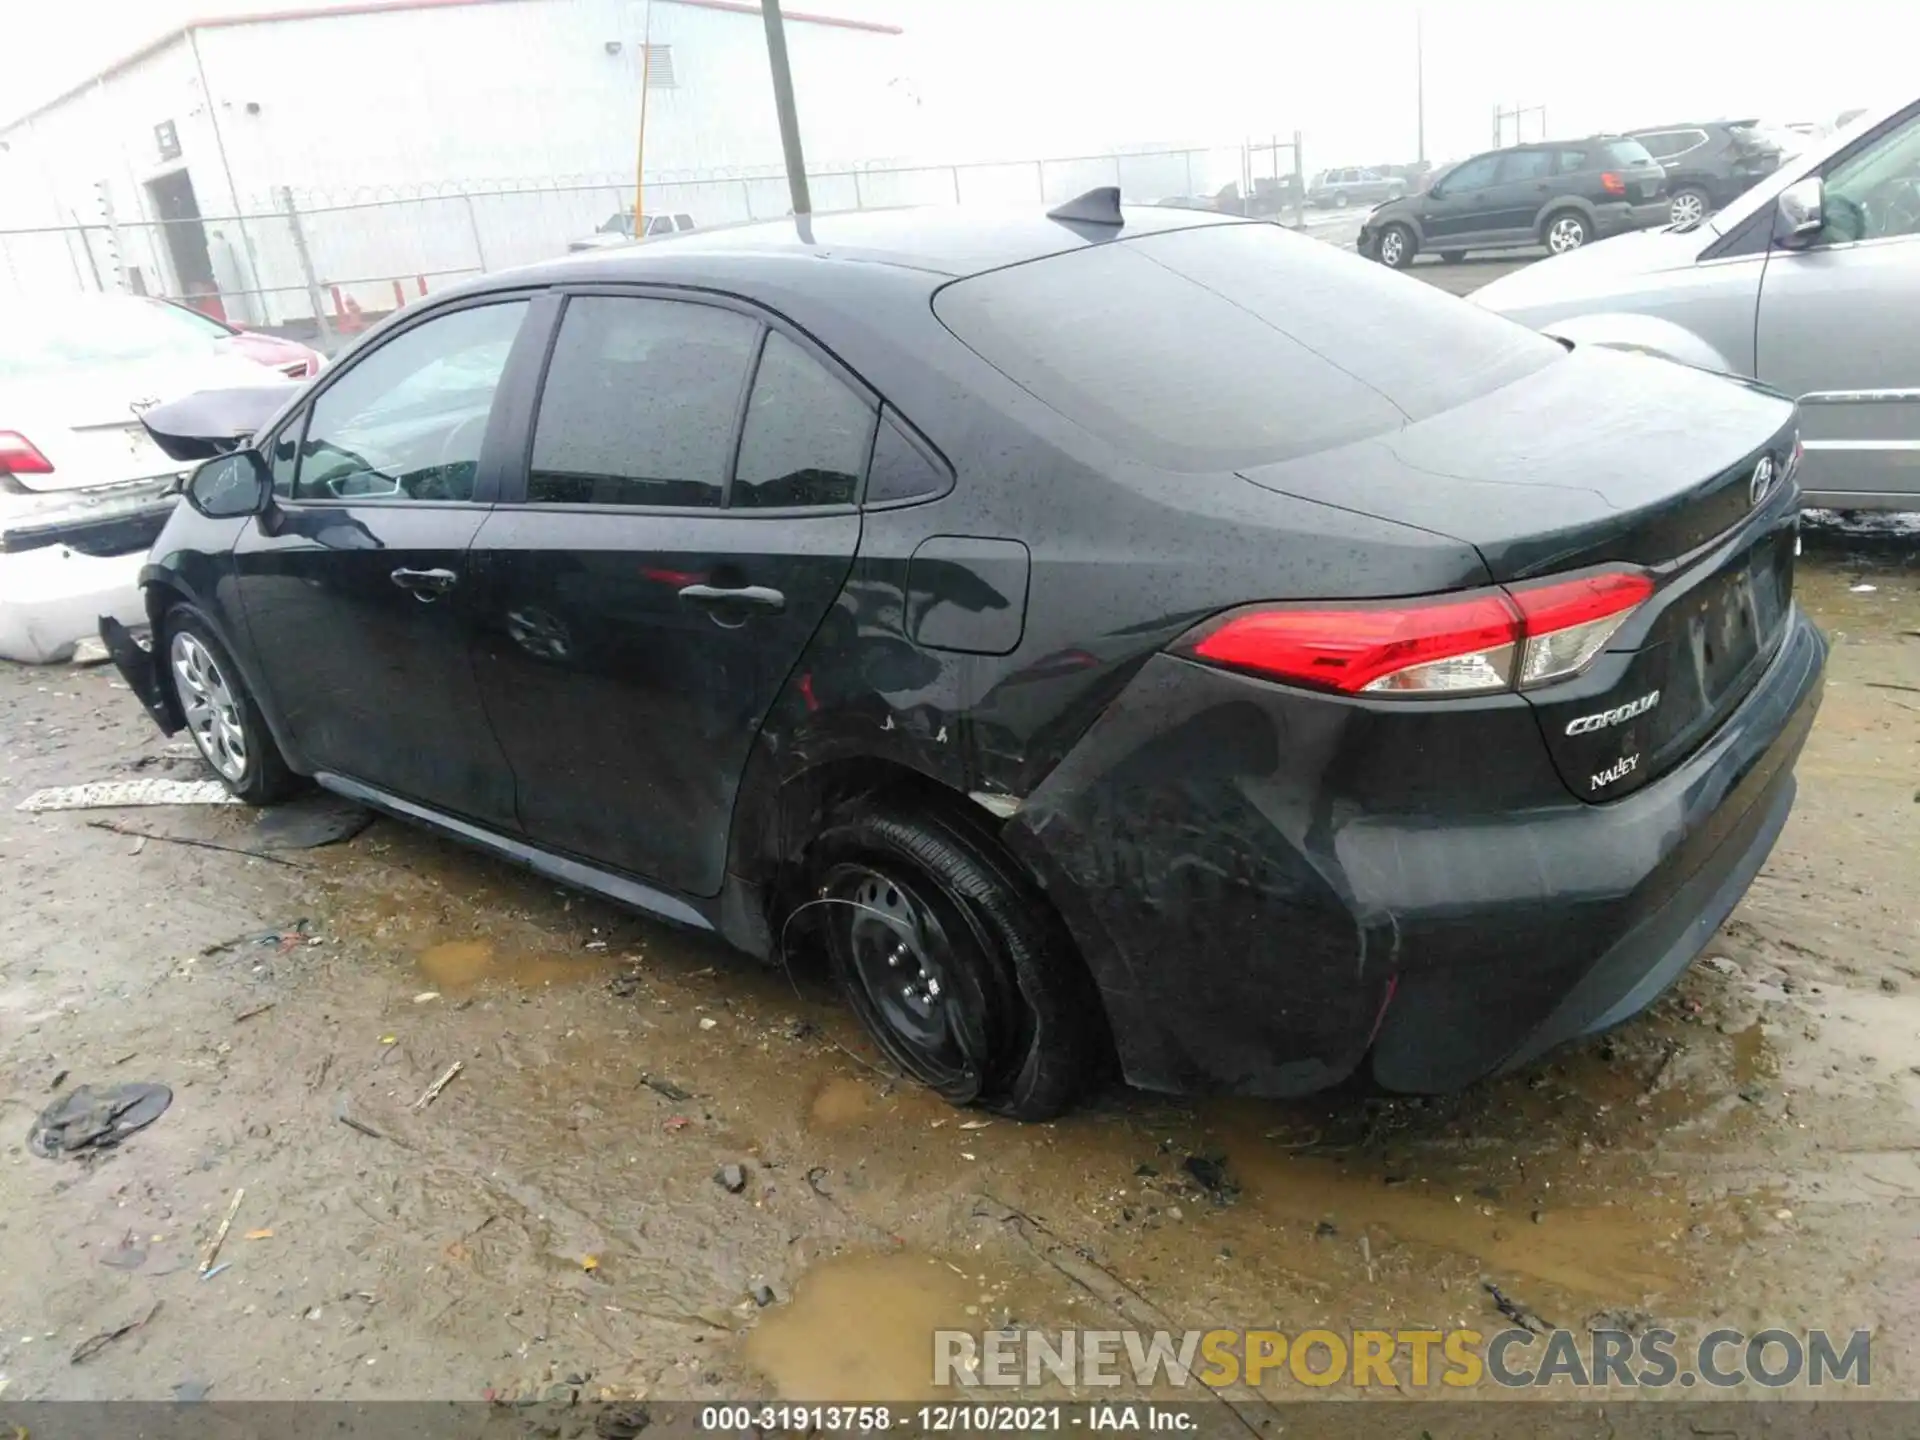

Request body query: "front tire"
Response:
[1377, 223, 1417, 269]
[1543, 209, 1590, 254]
[165, 609, 298, 805]
[810, 800, 1106, 1120]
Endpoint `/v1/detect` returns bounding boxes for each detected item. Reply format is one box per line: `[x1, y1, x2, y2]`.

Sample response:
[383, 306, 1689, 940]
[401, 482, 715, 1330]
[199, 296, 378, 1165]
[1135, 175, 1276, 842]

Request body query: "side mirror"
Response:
[1774, 176, 1824, 245]
[184, 450, 272, 520]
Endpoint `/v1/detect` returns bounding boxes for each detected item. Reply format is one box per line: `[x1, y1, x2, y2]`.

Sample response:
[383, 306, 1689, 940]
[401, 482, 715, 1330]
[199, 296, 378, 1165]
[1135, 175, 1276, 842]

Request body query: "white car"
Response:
[567, 210, 697, 252]
[0, 295, 297, 663]
[1474, 98, 1920, 512]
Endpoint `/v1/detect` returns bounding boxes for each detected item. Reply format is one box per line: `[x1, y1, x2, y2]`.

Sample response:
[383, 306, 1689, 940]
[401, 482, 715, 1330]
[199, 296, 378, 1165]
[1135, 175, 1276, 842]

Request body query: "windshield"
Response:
[0, 296, 230, 378]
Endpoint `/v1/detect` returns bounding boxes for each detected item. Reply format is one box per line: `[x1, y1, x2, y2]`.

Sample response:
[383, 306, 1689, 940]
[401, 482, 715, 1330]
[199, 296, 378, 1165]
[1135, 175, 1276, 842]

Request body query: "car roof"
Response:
[495, 203, 1252, 286]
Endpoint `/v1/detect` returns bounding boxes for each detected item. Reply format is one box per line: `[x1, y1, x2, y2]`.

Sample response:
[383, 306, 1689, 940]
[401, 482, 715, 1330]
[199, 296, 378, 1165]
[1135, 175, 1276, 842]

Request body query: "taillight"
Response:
[0, 431, 54, 475]
[1601, 171, 1627, 196]
[1182, 568, 1653, 699]
[1507, 570, 1654, 686]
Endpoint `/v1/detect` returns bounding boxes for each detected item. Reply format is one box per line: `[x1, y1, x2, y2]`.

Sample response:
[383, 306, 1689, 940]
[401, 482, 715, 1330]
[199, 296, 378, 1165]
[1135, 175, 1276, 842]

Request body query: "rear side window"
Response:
[934, 223, 1559, 473]
[1553, 148, 1591, 174]
[732, 331, 876, 508]
[528, 296, 759, 508]
[1604, 139, 1656, 166]
[1498, 150, 1554, 182]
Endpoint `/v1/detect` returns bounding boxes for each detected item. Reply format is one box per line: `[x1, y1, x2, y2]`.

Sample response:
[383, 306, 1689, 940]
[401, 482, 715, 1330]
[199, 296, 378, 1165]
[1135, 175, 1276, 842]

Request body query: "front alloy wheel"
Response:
[172, 630, 248, 783]
[1547, 213, 1589, 253]
[163, 609, 298, 805]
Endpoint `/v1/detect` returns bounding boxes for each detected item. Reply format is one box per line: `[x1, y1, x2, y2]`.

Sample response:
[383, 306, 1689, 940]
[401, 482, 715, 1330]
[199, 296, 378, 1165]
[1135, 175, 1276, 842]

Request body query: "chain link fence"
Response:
[0, 141, 1312, 352]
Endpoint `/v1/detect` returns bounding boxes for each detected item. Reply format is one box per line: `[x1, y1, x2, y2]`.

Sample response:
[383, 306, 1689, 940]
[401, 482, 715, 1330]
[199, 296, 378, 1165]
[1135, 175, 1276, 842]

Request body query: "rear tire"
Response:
[1543, 209, 1590, 254]
[1668, 187, 1710, 226]
[809, 799, 1107, 1120]
[164, 607, 299, 806]
[1377, 223, 1418, 269]
[1441, 250, 1467, 264]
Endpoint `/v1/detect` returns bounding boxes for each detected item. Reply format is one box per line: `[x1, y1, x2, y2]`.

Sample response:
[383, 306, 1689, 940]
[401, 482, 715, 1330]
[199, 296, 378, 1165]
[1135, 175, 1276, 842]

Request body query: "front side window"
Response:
[1440, 155, 1500, 192]
[733, 332, 876, 508]
[293, 300, 526, 502]
[1820, 108, 1920, 244]
[528, 296, 760, 508]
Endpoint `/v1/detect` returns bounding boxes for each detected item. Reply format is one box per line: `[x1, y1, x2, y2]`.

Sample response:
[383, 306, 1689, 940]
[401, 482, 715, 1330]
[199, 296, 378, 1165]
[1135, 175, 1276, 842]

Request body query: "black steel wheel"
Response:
[810, 799, 1108, 1119]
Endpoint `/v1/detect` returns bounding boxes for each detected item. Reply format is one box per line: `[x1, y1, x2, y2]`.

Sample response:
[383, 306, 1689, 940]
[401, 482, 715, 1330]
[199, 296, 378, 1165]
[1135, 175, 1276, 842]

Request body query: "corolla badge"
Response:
[1749, 454, 1775, 508]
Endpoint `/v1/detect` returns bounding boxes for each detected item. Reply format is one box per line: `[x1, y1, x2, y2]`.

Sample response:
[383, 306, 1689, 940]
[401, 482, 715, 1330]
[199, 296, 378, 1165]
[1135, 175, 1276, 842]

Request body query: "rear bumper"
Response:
[1595, 201, 1670, 237]
[1005, 606, 1827, 1097]
[0, 544, 149, 664]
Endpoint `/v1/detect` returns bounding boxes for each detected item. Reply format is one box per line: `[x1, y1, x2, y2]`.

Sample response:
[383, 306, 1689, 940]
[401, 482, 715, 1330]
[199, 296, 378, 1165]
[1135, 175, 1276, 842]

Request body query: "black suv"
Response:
[1358, 136, 1667, 268]
[1628, 121, 1787, 227]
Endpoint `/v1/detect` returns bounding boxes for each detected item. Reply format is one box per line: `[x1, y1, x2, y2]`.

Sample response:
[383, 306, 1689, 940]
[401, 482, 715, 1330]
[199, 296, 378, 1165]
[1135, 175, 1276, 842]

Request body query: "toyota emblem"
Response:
[128, 396, 161, 416]
[1748, 454, 1775, 508]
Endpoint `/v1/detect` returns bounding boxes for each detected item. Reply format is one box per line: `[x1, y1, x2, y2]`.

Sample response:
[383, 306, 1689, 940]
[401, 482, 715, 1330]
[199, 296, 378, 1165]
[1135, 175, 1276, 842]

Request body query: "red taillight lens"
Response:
[1184, 568, 1653, 699]
[1190, 592, 1521, 697]
[1508, 570, 1654, 687]
[0, 430, 54, 475]
[1601, 171, 1627, 196]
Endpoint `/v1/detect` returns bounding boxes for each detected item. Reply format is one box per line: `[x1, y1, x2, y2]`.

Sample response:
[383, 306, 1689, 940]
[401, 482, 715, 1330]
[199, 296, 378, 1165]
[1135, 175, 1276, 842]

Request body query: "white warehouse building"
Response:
[0, 0, 923, 330]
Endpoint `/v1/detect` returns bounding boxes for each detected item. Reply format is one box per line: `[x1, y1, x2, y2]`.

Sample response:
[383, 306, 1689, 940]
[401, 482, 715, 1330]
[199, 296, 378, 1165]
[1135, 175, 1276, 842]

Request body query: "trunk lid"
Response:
[0, 353, 287, 492]
[1240, 346, 1801, 800]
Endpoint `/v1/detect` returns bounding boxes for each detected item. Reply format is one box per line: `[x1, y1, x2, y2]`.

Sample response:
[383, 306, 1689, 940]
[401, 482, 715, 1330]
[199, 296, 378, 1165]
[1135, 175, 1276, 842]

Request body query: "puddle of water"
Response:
[1223, 1143, 1689, 1298]
[744, 1252, 1018, 1401]
[418, 938, 619, 991]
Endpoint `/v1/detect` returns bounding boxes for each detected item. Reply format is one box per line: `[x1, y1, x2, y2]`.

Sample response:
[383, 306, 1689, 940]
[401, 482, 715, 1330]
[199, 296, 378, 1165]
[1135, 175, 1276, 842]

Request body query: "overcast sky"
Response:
[8, 0, 1913, 166]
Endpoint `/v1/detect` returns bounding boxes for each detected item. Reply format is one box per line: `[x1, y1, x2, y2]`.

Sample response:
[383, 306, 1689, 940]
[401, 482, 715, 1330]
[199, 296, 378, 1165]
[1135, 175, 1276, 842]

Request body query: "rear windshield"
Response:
[933, 222, 1559, 472]
[1604, 139, 1656, 166]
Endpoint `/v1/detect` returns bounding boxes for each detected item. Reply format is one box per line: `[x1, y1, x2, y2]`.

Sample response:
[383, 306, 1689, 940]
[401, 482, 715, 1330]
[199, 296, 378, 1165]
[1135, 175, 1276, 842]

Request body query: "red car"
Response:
[155, 298, 325, 380]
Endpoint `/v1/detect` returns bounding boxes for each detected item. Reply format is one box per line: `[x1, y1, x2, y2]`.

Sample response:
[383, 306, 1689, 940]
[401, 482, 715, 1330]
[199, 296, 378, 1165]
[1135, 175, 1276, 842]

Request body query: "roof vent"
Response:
[1045, 186, 1124, 227]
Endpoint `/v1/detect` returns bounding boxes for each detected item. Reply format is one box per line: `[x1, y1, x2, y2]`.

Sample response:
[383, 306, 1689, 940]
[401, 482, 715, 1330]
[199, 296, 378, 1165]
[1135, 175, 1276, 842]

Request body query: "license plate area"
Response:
[1522, 522, 1796, 803]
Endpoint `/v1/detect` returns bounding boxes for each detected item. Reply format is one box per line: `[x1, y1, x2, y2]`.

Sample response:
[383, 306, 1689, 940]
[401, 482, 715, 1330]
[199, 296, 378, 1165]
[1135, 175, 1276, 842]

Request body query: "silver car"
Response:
[1307, 168, 1407, 209]
[1475, 98, 1920, 511]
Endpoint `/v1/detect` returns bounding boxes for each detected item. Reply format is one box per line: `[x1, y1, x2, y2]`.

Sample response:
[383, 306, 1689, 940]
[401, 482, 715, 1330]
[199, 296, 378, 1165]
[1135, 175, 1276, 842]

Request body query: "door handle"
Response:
[390, 566, 458, 600]
[678, 582, 786, 615]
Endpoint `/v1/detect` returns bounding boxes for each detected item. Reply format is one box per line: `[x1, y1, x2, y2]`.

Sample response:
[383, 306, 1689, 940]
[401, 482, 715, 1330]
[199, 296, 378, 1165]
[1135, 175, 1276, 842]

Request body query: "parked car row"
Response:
[1356, 112, 1866, 270]
[1358, 135, 1667, 268]
[1475, 96, 1920, 514]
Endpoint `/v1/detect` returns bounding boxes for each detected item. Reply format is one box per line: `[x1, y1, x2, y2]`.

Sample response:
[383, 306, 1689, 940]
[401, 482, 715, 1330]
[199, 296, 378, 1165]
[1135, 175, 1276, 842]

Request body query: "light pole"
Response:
[632, 0, 653, 234]
[1415, 8, 1425, 165]
[761, 0, 812, 216]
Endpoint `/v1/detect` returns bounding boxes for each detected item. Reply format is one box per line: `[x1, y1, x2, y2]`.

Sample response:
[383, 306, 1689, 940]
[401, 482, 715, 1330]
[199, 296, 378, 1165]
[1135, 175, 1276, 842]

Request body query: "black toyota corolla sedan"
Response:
[102, 192, 1825, 1119]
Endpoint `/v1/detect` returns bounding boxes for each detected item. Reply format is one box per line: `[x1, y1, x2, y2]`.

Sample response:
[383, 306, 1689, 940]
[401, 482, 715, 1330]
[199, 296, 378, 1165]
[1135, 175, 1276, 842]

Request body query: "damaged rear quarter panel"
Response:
[1003, 653, 1583, 1097]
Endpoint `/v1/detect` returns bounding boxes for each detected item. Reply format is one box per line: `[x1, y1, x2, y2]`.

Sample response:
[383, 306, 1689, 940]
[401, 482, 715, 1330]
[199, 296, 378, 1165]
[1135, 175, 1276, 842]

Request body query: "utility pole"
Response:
[1415, 9, 1425, 164]
[761, 0, 811, 216]
[633, 0, 654, 234]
